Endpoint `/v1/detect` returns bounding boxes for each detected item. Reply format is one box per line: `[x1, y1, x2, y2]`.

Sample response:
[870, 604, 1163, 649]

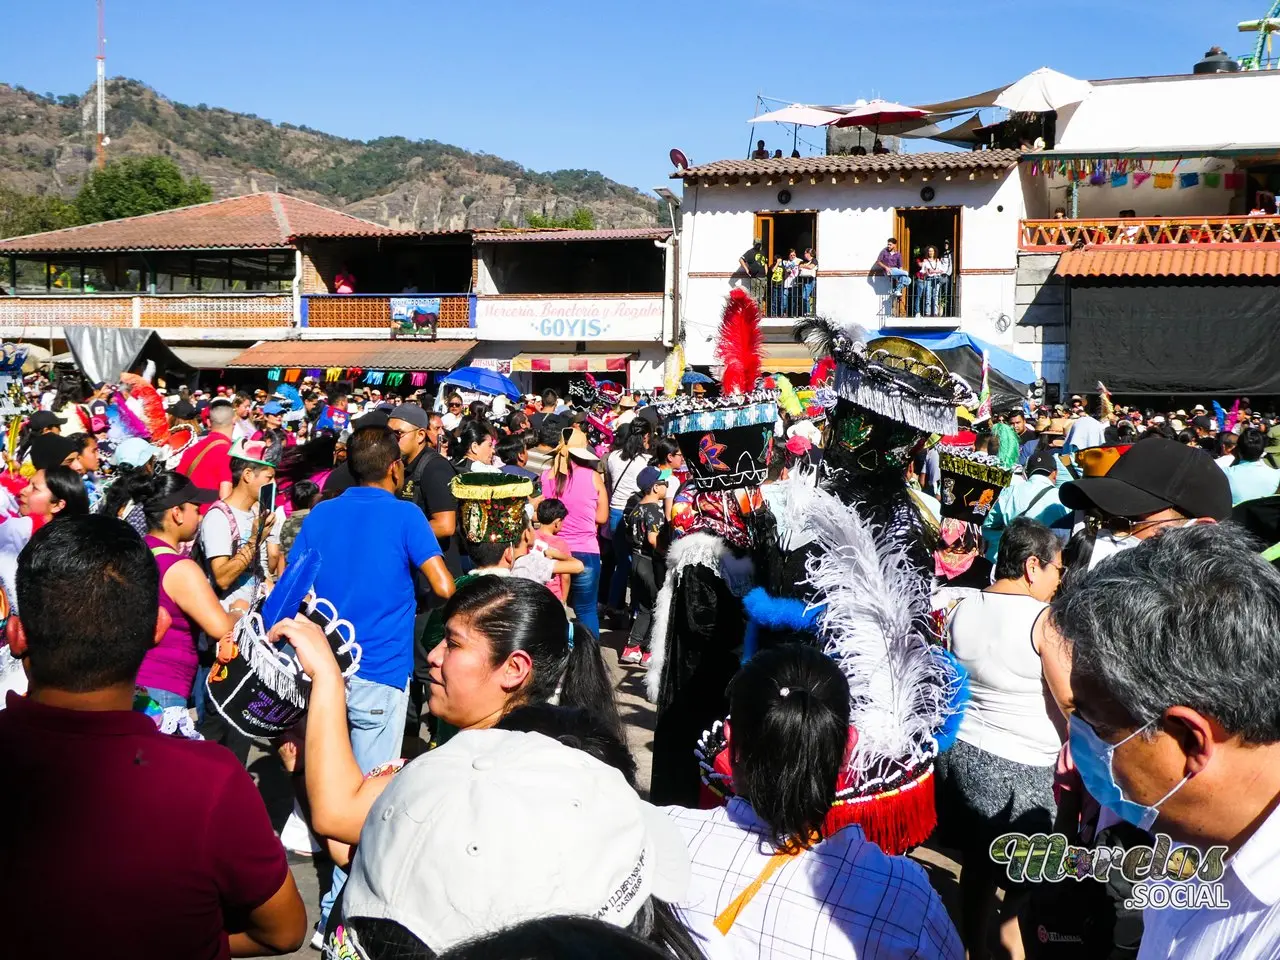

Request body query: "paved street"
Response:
[252, 627, 958, 957]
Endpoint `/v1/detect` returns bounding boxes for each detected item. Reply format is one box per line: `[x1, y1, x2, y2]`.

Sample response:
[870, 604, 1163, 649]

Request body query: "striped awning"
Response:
[510, 353, 631, 373]
[760, 342, 816, 374]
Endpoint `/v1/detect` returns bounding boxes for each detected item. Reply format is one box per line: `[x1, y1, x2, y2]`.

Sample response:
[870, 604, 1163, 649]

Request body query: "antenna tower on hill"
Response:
[96, 0, 108, 168]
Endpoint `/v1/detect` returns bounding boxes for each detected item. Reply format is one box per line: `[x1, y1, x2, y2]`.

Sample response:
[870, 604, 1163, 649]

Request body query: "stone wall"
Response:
[1013, 251, 1067, 387]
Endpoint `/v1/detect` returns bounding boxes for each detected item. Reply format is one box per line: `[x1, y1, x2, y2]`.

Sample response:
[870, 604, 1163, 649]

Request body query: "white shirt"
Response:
[1138, 800, 1280, 959]
[1065, 415, 1108, 451]
[947, 592, 1059, 766]
[666, 799, 962, 960]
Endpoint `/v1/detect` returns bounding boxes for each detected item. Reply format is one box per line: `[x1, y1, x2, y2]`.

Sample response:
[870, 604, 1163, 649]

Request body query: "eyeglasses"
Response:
[448, 402, 462, 409]
[1086, 514, 1180, 540]
[390, 427, 422, 439]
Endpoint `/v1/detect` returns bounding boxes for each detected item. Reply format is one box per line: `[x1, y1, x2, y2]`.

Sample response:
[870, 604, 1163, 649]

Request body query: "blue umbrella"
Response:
[439, 366, 523, 401]
[681, 370, 714, 386]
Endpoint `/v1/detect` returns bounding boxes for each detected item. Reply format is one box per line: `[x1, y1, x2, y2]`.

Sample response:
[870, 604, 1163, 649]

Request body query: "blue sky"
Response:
[5, 0, 1268, 197]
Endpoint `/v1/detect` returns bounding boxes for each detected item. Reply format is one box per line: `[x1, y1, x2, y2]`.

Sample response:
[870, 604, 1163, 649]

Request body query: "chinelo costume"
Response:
[646, 288, 780, 808]
[694, 318, 973, 855]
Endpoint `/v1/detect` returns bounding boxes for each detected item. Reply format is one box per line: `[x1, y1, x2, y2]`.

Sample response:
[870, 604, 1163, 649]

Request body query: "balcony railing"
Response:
[1020, 215, 1280, 251]
[0, 293, 293, 328]
[302, 293, 475, 329]
[741, 277, 817, 320]
[889, 274, 960, 320]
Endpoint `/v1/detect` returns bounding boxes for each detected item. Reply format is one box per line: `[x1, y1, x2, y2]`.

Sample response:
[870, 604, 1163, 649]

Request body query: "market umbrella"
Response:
[832, 99, 927, 130]
[994, 67, 1092, 113]
[439, 366, 522, 401]
[748, 104, 845, 126]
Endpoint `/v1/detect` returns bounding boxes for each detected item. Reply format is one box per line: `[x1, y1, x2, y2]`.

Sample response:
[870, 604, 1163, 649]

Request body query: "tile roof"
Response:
[672, 149, 1020, 180]
[473, 227, 671, 243]
[0, 193, 399, 254]
[1055, 245, 1280, 278]
[227, 339, 477, 371]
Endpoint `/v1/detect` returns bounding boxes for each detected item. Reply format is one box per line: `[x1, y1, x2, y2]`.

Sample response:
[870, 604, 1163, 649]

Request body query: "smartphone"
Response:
[257, 481, 277, 521]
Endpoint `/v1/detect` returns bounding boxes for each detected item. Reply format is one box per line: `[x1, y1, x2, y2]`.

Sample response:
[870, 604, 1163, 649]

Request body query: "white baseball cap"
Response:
[342, 729, 690, 953]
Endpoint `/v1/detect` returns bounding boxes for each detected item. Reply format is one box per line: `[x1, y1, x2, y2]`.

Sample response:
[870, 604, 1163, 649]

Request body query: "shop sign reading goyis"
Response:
[474, 296, 663, 341]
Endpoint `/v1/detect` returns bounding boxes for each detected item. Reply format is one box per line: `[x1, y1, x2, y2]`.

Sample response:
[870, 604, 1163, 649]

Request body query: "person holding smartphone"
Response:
[199, 439, 282, 613]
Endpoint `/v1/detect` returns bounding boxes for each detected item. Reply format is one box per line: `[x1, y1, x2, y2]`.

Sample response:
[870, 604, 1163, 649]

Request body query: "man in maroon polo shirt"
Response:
[0, 515, 307, 959]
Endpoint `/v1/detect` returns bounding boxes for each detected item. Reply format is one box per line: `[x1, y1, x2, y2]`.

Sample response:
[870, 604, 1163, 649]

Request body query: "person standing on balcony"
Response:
[781, 248, 800, 318]
[920, 246, 945, 317]
[876, 237, 911, 301]
[737, 242, 767, 308]
[334, 264, 356, 295]
[940, 240, 954, 315]
[798, 247, 817, 316]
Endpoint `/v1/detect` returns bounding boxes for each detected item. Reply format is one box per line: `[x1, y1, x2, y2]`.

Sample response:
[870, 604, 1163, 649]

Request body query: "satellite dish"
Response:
[669, 148, 689, 170]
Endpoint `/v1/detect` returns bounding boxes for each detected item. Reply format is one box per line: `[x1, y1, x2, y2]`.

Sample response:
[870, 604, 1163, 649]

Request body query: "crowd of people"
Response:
[4, 319, 1280, 960]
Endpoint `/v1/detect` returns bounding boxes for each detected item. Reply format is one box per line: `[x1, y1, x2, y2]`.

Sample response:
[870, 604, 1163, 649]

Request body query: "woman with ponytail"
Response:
[284, 575, 622, 845]
[136, 471, 243, 707]
[665, 644, 962, 957]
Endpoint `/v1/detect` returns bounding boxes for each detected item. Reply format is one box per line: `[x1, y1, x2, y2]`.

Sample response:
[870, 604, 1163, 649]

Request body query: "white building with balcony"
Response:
[672, 149, 1027, 375]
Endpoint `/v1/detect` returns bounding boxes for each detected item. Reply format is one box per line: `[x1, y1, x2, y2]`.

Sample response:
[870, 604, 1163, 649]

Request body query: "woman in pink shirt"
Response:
[137, 473, 242, 707]
[540, 442, 608, 636]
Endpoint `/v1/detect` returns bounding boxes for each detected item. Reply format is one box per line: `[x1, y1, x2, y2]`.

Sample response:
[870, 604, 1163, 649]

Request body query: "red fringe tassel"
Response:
[824, 768, 937, 856]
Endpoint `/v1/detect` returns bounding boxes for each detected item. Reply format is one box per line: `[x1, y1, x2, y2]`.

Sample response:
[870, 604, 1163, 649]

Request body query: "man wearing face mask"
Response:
[1039, 523, 1280, 959]
[1058, 436, 1231, 572]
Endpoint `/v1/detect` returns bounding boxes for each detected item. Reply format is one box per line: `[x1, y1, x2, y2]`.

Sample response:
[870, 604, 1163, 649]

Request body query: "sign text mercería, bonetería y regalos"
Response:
[476, 297, 663, 340]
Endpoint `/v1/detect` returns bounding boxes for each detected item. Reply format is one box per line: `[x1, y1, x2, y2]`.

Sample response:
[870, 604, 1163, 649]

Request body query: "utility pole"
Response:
[96, 0, 107, 168]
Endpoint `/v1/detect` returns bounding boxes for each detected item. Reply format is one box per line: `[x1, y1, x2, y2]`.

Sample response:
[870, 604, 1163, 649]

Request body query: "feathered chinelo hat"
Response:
[695, 485, 969, 855]
[205, 550, 362, 743]
[794, 319, 974, 475]
[658, 289, 779, 492]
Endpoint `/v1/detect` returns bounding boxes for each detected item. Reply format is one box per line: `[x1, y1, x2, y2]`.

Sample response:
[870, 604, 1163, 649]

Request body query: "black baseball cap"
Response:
[1026, 448, 1058, 478]
[389, 403, 431, 429]
[154, 475, 218, 509]
[1060, 437, 1231, 521]
[29, 434, 81, 471]
[28, 411, 62, 431]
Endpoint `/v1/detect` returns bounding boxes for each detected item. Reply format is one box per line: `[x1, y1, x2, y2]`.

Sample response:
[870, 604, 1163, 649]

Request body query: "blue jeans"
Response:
[569, 552, 602, 638]
[886, 268, 911, 295]
[606, 507, 631, 609]
[318, 676, 410, 929]
[143, 686, 188, 709]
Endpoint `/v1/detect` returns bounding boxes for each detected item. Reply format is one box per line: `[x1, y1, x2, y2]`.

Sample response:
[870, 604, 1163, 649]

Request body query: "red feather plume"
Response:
[811, 356, 836, 387]
[119, 373, 170, 445]
[715, 288, 763, 396]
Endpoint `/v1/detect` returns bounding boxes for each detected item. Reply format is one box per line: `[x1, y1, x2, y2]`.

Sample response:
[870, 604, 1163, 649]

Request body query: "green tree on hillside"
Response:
[0, 187, 77, 239]
[73, 156, 213, 224]
[524, 208, 596, 230]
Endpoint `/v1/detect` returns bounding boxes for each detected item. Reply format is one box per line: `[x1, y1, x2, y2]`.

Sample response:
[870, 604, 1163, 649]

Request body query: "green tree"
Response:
[524, 208, 596, 230]
[73, 156, 213, 224]
[0, 187, 78, 239]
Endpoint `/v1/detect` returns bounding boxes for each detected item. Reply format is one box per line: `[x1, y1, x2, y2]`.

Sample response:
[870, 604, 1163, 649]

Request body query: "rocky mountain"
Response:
[0, 79, 662, 230]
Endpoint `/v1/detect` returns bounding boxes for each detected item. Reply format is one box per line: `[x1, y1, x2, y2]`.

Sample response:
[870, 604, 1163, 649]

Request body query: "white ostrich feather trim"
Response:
[644, 533, 753, 703]
[804, 486, 951, 782]
[771, 465, 820, 554]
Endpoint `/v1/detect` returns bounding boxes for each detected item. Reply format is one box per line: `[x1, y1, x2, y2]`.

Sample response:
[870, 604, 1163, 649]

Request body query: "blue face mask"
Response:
[1069, 715, 1191, 831]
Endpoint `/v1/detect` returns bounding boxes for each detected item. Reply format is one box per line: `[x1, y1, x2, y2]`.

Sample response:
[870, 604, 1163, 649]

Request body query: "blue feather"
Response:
[1212, 401, 1226, 432]
[742, 587, 822, 632]
[933, 647, 971, 754]
[262, 549, 321, 629]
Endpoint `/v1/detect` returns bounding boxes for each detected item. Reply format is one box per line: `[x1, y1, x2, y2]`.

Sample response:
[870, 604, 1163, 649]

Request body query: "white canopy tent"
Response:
[994, 67, 1093, 113]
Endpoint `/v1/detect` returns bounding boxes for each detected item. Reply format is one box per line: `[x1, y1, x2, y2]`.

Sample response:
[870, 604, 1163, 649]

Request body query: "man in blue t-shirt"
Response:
[288, 424, 454, 936]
